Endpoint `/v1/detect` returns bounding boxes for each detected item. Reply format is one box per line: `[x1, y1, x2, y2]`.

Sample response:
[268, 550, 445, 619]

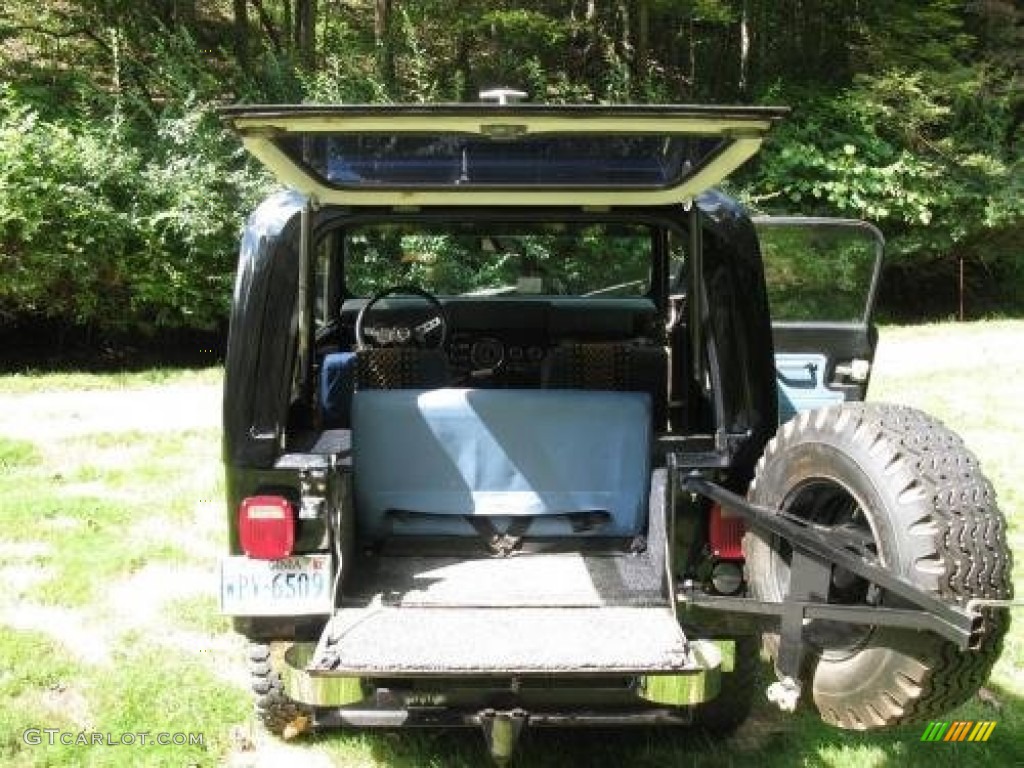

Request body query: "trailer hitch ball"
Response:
[766, 676, 802, 712]
[479, 708, 528, 765]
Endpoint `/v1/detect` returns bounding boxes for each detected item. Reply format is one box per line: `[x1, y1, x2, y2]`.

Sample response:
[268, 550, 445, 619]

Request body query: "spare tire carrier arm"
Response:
[680, 474, 986, 651]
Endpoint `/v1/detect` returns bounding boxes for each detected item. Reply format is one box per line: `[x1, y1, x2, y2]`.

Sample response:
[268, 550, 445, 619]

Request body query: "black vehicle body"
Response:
[218, 103, 1012, 761]
[223, 192, 775, 554]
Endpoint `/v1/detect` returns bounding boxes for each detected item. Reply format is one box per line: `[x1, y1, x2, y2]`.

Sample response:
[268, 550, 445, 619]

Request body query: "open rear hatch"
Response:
[220, 103, 788, 206]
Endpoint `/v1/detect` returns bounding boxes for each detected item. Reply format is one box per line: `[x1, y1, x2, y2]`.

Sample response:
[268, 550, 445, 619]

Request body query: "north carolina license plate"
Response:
[220, 554, 333, 616]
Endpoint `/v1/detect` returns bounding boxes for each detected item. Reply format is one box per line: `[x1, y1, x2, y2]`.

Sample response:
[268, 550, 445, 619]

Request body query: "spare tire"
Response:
[743, 403, 1012, 729]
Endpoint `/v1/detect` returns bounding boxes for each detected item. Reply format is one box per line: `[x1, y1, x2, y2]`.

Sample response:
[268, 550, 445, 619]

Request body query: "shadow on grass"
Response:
[0, 321, 224, 374]
[303, 674, 1022, 767]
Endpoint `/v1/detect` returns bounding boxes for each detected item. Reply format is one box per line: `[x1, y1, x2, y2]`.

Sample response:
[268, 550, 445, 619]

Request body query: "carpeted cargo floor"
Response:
[311, 603, 690, 674]
[342, 550, 664, 608]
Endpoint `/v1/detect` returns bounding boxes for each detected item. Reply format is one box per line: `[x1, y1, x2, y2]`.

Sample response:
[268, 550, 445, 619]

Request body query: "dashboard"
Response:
[331, 296, 661, 387]
[447, 332, 550, 386]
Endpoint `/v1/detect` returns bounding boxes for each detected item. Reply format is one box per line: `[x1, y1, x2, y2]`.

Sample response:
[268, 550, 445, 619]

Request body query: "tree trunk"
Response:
[637, 0, 650, 84]
[375, 0, 395, 93]
[688, 16, 696, 93]
[251, 0, 282, 53]
[282, 0, 293, 53]
[297, 0, 317, 70]
[155, 0, 173, 26]
[758, 0, 767, 84]
[739, 0, 750, 94]
[617, 0, 631, 59]
[175, 0, 196, 28]
[233, 0, 249, 69]
[614, 0, 632, 98]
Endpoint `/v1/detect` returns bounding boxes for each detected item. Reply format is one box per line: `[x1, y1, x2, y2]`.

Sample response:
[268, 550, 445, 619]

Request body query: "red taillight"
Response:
[239, 495, 295, 560]
[709, 503, 745, 560]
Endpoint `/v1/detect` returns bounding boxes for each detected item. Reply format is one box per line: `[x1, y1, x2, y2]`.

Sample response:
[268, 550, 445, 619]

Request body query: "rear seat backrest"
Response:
[351, 388, 652, 540]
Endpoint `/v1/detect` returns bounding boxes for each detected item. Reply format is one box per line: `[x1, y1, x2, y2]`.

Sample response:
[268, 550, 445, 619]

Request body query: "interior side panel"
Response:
[772, 322, 878, 420]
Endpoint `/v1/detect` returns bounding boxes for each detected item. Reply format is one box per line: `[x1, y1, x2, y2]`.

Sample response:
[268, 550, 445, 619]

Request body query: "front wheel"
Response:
[744, 403, 1011, 729]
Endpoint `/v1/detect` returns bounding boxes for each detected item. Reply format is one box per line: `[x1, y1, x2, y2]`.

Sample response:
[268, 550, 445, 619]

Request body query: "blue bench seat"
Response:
[352, 388, 652, 539]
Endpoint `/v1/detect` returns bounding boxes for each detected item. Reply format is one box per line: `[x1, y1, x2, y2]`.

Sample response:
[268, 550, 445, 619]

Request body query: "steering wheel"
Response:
[354, 285, 449, 350]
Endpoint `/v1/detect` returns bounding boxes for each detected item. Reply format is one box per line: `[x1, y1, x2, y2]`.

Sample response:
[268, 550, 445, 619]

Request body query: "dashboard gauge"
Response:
[470, 338, 504, 370]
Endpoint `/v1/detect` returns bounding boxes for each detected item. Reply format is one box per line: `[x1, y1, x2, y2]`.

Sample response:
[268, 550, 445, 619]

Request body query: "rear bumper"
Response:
[313, 705, 697, 730]
[281, 639, 729, 715]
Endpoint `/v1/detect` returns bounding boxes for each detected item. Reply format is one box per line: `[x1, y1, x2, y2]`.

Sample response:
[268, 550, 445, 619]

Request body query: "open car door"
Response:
[753, 217, 884, 423]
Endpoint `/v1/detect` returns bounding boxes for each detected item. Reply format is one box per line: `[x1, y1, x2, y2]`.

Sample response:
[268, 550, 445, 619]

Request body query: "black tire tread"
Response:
[248, 642, 312, 736]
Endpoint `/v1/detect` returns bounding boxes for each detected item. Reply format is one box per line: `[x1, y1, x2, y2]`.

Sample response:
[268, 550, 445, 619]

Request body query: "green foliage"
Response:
[0, 91, 142, 326]
[750, 82, 945, 224]
[746, 65, 1022, 318]
[855, 0, 971, 72]
[344, 223, 652, 298]
[136, 100, 271, 328]
[0, 0, 1020, 332]
[0, 88, 270, 331]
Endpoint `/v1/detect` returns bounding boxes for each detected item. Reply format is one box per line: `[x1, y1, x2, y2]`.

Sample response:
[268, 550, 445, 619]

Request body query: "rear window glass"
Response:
[279, 134, 724, 189]
[344, 221, 653, 298]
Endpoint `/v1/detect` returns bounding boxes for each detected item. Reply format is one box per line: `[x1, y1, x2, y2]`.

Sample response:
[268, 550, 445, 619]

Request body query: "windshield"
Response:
[343, 221, 653, 297]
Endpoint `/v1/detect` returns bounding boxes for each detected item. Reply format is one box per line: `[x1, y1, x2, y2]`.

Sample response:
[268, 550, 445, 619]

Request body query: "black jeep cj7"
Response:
[218, 100, 1013, 762]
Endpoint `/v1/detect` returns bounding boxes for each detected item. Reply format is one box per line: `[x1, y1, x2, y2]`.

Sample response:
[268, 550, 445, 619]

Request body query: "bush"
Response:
[136, 99, 271, 329]
[0, 89, 271, 333]
[0, 94, 142, 326]
[743, 73, 1023, 319]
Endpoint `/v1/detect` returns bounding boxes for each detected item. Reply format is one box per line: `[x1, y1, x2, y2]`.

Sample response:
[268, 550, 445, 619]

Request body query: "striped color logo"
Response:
[920, 721, 997, 742]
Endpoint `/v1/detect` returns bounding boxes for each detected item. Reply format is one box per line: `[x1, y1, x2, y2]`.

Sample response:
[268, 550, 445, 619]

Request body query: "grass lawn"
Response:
[0, 320, 1020, 767]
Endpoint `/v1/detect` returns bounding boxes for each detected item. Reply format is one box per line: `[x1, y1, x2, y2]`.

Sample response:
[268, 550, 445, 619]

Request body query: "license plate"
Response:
[220, 554, 333, 616]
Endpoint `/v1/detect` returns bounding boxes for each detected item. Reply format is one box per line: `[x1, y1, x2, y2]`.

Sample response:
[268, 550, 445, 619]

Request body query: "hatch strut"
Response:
[297, 198, 315, 405]
[688, 205, 705, 394]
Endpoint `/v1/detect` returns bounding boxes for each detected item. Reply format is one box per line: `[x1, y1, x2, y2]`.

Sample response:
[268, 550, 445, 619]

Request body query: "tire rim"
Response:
[769, 477, 884, 660]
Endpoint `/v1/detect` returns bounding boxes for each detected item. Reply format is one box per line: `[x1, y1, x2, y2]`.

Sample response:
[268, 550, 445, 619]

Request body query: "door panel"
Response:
[773, 325, 879, 421]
